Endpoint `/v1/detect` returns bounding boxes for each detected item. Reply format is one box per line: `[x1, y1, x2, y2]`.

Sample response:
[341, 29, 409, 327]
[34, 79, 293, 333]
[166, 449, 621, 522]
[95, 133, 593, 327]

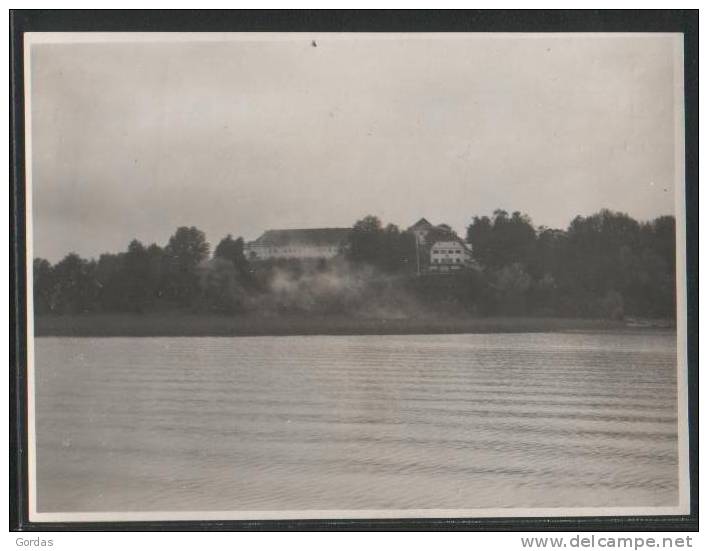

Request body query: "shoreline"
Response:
[33, 314, 676, 338]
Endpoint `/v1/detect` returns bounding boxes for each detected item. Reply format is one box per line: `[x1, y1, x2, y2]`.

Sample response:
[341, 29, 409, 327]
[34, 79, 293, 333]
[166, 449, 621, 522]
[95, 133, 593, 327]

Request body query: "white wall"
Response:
[246, 244, 340, 260]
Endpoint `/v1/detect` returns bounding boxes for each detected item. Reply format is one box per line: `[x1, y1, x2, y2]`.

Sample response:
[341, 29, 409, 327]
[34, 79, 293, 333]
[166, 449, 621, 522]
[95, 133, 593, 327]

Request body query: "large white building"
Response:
[429, 240, 473, 272]
[245, 228, 350, 260]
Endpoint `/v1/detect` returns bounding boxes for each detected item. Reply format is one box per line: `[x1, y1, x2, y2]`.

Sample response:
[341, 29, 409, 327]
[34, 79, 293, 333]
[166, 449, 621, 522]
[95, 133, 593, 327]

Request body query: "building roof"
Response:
[249, 228, 351, 248]
[431, 239, 471, 251]
[408, 218, 433, 231]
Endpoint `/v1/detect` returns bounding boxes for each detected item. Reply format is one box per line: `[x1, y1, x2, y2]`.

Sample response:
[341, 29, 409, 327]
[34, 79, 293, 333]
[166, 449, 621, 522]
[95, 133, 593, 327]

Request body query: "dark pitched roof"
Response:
[431, 237, 472, 251]
[251, 228, 351, 247]
[408, 218, 433, 231]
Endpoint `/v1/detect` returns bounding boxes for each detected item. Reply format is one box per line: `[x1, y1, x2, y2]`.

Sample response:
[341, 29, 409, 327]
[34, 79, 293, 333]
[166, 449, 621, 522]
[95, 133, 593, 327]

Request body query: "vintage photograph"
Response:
[24, 32, 688, 521]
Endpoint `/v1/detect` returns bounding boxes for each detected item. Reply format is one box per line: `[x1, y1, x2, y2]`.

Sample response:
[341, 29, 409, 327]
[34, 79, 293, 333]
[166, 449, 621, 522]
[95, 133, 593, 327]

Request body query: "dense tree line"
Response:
[464, 209, 676, 318]
[347, 215, 419, 274]
[33, 209, 676, 319]
[340, 210, 675, 319]
[33, 227, 253, 315]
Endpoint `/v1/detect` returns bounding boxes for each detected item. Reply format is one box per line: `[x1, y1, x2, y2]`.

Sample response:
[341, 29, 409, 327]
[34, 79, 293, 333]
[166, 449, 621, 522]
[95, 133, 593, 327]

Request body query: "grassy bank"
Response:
[33, 313, 674, 337]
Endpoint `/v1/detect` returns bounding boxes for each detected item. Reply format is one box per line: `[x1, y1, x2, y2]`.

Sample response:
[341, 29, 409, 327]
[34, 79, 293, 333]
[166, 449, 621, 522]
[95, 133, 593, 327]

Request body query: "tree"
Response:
[490, 262, 532, 315]
[52, 253, 97, 314]
[122, 239, 151, 312]
[380, 223, 417, 273]
[347, 216, 416, 274]
[214, 234, 241, 262]
[647, 216, 676, 269]
[164, 227, 210, 306]
[166, 227, 210, 267]
[634, 216, 676, 317]
[214, 234, 250, 278]
[530, 228, 567, 280]
[145, 243, 167, 303]
[466, 215, 493, 266]
[466, 210, 536, 269]
[94, 252, 127, 311]
[33, 258, 55, 314]
[348, 215, 384, 266]
[562, 210, 641, 315]
[198, 257, 247, 314]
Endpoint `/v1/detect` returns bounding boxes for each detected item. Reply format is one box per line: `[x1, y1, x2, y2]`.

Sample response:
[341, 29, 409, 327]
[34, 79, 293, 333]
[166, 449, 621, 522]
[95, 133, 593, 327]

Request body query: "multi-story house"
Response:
[429, 240, 473, 272]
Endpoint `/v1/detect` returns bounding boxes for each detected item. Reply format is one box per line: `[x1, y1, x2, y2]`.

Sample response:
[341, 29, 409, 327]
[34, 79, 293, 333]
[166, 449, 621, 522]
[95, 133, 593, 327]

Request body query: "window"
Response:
[455, 258, 461, 263]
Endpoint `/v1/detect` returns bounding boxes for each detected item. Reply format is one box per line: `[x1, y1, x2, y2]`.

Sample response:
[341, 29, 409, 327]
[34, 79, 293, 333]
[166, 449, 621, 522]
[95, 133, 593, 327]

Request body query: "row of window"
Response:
[258, 247, 337, 254]
[432, 258, 463, 263]
[432, 249, 464, 255]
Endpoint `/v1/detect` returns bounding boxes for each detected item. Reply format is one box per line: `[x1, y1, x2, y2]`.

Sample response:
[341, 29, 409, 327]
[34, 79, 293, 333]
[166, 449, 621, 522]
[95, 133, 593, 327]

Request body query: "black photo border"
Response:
[9, 9, 699, 532]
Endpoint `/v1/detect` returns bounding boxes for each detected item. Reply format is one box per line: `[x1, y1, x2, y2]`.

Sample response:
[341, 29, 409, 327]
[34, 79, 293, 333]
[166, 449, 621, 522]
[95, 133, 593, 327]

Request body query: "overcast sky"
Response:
[29, 34, 682, 262]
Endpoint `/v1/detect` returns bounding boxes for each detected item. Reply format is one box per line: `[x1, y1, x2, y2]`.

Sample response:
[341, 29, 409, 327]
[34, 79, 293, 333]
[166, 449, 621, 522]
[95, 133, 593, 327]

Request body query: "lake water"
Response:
[34, 332, 678, 513]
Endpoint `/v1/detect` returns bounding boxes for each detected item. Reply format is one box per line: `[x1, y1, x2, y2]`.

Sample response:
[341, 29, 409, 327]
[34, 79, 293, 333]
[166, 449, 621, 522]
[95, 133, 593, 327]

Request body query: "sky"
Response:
[28, 33, 683, 262]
